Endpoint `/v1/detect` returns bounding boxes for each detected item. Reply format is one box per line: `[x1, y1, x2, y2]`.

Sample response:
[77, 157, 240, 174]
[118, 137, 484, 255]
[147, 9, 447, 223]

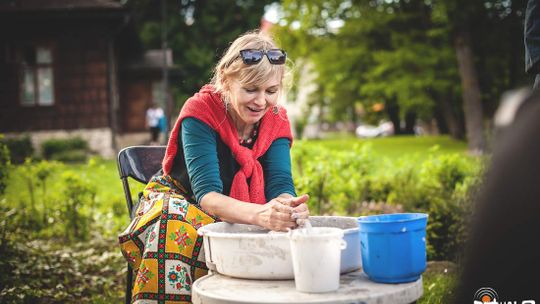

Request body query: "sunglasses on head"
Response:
[239, 49, 287, 65]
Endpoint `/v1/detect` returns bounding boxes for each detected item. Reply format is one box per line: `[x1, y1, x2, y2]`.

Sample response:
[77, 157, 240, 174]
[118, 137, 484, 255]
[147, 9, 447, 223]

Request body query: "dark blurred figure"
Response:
[525, 0, 540, 88]
[454, 89, 540, 302]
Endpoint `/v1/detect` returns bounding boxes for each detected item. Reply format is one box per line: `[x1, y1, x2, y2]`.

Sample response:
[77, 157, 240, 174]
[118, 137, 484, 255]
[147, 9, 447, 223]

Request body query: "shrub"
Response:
[292, 143, 484, 261]
[60, 171, 96, 241]
[294, 117, 308, 140]
[17, 159, 64, 231]
[417, 155, 483, 261]
[0, 135, 33, 164]
[0, 135, 10, 195]
[41, 137, 89, 162]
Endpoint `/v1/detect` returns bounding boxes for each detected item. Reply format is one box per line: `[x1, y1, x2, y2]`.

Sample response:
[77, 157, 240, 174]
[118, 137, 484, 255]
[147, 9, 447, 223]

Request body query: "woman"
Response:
[119, 31, 310, 303]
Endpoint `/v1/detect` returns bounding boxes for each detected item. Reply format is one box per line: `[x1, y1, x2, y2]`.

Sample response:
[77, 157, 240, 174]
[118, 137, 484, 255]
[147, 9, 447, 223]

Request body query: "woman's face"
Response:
[228, 74, 281, 126]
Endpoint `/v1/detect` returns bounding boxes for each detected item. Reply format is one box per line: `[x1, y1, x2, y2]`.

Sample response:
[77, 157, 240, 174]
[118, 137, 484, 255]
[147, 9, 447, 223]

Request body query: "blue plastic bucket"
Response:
[358, 213, 428, 283]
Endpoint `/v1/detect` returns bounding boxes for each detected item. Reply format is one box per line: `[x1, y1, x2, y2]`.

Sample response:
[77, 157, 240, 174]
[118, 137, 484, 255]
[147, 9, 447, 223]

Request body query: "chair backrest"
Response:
[117, 145, 166, 218]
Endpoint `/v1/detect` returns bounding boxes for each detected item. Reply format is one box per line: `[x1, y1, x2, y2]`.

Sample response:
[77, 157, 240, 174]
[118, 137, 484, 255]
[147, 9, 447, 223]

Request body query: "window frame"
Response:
[18, 43, 55, 107]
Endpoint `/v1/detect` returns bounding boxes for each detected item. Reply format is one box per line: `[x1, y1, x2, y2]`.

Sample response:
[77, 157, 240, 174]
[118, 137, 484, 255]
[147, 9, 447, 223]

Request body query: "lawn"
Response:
[300, 135, 468, 160]
[3, 135, 469, 220]
[0, 135, 468, 303]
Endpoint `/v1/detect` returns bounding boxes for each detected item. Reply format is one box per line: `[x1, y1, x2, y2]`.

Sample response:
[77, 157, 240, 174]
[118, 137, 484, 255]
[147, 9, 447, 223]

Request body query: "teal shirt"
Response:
[181, 117, 296, 203]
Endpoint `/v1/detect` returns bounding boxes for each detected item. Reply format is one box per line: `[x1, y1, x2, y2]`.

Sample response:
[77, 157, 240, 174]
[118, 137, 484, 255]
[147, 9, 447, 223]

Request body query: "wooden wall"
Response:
[0, 24, 111, 132]
[119, 79, 151, 133]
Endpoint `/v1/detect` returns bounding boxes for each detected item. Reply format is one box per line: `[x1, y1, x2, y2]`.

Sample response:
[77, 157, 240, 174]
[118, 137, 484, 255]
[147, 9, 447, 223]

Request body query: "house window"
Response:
[20, 46, 54, 106]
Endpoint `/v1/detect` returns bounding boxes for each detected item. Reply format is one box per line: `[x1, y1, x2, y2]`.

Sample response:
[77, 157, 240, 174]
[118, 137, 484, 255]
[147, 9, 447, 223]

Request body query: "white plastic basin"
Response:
[197, 216, 361, 280]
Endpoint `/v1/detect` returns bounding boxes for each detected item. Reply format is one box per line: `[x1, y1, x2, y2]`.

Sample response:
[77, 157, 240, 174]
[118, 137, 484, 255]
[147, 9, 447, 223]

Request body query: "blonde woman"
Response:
[119, 30, 310, 303]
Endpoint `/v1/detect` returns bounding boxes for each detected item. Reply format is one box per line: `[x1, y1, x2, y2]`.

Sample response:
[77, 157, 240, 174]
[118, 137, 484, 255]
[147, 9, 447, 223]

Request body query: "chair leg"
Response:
[126, 264, 133, 304]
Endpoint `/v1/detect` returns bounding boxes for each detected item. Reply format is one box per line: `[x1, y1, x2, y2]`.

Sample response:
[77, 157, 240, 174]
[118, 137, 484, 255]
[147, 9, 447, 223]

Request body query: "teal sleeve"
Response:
[262, 138, 297, 200]
[181, 117, 223, 203]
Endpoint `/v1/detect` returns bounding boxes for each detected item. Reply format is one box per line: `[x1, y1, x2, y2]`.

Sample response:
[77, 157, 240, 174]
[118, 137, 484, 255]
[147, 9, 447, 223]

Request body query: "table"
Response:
[192, 270, 423, 304]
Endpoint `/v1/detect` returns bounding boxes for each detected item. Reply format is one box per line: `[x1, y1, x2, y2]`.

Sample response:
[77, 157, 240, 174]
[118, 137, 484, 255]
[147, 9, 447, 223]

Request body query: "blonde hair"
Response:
[211, 30, 291, 101]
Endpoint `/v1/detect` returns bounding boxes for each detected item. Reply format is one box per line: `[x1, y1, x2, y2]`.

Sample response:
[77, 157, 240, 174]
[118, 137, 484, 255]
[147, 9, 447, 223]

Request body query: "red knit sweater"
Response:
[162, 85, 293, 205]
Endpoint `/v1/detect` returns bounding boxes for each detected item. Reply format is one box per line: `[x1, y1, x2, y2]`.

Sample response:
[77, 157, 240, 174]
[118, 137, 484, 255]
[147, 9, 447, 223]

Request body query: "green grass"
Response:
[418, 261, 458, 304]
[3, 159, 118, 204]
[300, 135, 468, 160]
[2, 157, 145, 238]
[2, 135, 468, 237]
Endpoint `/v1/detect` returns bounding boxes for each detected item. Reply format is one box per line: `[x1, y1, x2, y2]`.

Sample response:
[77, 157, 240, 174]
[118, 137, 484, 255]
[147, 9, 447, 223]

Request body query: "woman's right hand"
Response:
[254, 199, 297, 232]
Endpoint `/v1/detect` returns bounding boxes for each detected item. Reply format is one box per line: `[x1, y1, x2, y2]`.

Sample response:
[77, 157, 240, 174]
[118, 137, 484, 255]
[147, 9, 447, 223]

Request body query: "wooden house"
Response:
[0, 0, 175, 157]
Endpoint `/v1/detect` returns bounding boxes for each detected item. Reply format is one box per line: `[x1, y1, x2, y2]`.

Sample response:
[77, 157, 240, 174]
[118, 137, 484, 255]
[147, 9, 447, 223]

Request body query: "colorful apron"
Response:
[119, 175, 216, 303]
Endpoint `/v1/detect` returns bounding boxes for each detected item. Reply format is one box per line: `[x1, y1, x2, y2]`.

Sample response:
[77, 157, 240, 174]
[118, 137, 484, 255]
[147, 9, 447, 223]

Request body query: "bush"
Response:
[41, 137, 89, 162]
[17, 159, 64, 231]
[0, 236, 125, 303]
[417, 154, 483, 261]
[294, 117, 307, 140]
[0, 135, 33, 164]
[292, 143, 484, 261]
[60, 171, 96, 241]
[0, 136, 10, 195]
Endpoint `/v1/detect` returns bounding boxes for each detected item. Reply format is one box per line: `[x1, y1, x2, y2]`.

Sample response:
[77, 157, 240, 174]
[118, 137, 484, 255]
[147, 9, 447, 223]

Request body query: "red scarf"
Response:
[162, 85, 293, 205]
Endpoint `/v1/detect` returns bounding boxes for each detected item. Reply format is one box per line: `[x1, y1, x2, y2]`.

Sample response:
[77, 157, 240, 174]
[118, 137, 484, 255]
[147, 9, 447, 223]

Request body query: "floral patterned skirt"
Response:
[119, 175, 216, 304]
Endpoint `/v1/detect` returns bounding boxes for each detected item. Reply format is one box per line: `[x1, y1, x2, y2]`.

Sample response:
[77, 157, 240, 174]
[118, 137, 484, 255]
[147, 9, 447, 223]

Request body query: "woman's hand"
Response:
[278, 194, 310, 227]
[254, 198, 297, 232]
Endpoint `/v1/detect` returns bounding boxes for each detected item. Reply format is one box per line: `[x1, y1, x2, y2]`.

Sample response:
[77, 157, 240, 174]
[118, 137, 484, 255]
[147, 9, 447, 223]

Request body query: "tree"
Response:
[126, 0, 274, 108]
[276, 0, 528, 148]
[441, 0, 527, 152]
[276, 0, 461, 135]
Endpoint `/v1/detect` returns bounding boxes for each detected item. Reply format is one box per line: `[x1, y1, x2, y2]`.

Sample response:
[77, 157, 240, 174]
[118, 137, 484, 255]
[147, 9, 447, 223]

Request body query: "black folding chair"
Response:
[117, 145, 166, 304]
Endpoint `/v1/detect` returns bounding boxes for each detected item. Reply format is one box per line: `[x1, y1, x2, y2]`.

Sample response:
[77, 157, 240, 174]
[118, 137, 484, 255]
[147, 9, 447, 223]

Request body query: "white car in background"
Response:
[355, 121, 394, 138]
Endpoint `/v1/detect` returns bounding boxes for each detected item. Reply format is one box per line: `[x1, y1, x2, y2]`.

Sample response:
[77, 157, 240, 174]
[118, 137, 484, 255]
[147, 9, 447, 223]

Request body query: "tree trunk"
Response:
[454, 30, 485, 153]
[439, 93, 464, 140]
[351, 104, 358, 134]
[385, 99, 401, 134]
[403, 112, 416, 135]
[434, 108, 449, 135]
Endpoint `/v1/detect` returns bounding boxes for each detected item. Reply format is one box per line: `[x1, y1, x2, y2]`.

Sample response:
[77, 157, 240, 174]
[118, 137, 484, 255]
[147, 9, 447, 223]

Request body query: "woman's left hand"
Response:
[277, 194, 310, 227]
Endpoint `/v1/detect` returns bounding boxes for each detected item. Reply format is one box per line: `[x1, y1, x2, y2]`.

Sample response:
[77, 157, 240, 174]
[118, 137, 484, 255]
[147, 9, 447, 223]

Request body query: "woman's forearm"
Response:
[199, 191, 262, 225]
[199, 191, 299, 231]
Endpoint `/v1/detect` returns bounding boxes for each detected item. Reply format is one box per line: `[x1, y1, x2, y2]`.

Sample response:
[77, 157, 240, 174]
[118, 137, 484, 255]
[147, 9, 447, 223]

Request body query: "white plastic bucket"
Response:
[289, 227, 346, 293]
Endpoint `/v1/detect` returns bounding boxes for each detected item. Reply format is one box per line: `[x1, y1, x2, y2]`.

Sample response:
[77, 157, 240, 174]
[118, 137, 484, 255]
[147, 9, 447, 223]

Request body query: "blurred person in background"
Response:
[145, 101, 164, 145]
[119, 30, 310, 303]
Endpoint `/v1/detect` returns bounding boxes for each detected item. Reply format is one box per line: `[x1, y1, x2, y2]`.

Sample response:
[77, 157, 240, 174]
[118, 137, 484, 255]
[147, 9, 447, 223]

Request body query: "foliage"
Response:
[0, 135, 33, 164]
[306, 135, 467, 156]
[41, 137, 89, 162]
[16, 159, 64, 233]
[2, 158, 130, 243]
[126, 0, 274, 108]
[0, 135, 10, 196]
[411, 153, 483, 260]
[60, 171, 97, 241]
[0, 236, 125, 303]
[0, 136, 474, 300]
[293, 116, 308, 139]
[293, 140, 483, 261]
[275, 0, 528, 137]
[418, 261, 458, 304]
[0, 156, 138, 303]
[441, 0, 527, 106]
